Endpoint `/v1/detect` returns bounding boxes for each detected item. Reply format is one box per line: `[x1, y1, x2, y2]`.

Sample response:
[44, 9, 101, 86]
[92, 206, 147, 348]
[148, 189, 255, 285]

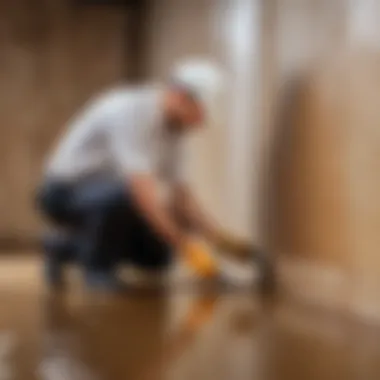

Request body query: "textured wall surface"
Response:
[143, 0, 262, 240]
[268, 0, 380, 319]
[265, 0, 347, 263]
[0, 0, 127, 240]
[142, 0, 227, 230]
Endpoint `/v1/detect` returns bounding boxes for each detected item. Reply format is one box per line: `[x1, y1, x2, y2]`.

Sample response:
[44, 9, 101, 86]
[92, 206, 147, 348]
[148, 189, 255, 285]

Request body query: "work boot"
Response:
[42, 230, 79, 289]
[44, 252, 64, 290]
[84, 269, 127, 293]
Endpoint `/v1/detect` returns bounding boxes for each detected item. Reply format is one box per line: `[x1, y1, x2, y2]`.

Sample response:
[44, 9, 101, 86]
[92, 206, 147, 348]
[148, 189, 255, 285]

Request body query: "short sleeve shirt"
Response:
[46, 85, 188, 184]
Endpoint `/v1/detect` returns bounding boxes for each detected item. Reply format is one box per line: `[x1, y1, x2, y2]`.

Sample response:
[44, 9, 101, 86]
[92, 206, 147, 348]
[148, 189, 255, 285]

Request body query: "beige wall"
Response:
[268, 0, 380, 320]
[0, 0, 127, 241]
[270, 0, 348, 261]
[143, 0, 262, 240]
[143, 0, 226, 228]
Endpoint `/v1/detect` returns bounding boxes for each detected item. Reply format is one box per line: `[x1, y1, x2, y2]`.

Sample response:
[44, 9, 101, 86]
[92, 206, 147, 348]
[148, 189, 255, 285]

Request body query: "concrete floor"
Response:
[1, 255, 380, 380]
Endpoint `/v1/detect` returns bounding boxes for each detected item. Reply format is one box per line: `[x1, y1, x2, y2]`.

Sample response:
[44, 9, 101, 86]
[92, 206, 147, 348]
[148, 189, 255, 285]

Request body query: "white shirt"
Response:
[46, 86, 187, 184]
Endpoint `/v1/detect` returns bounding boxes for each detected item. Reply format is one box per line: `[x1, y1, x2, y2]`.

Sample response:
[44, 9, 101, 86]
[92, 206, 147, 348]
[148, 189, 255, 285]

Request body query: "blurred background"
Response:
[3, 0, 380, 378]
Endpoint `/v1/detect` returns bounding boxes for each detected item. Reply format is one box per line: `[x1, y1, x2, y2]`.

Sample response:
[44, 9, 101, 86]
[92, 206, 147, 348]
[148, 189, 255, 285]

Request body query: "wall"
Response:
[269, 0, 380, 321]
[142, 0, 227, 229]
[143, 0, 262, 240]
[0, 0, 127, 243]
[141, 0, 380, 321]
[271, 0, 348, 263]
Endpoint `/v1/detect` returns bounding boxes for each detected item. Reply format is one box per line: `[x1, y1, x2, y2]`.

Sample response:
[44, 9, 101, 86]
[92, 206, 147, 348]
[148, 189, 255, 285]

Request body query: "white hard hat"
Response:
[171, 59, 226, 123]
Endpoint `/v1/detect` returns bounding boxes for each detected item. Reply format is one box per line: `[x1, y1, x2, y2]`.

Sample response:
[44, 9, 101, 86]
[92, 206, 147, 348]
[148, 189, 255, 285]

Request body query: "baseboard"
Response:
[277, 255, 380, 324]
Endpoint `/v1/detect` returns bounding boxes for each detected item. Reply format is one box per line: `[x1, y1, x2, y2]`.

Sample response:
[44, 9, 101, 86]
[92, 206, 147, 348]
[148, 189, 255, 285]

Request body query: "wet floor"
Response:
[2, 255, 380, 380]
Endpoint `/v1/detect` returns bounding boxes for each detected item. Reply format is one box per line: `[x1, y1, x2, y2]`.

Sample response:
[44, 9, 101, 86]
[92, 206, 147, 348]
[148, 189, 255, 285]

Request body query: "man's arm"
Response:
[129, 175, 219, 276]
[129, 174, 184, 249]
[172, 183, 221, 241]
[108, 102, 217, 273]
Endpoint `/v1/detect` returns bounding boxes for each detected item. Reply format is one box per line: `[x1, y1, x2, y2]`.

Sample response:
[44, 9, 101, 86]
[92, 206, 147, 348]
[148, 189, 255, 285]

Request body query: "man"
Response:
[37, 60, 251, 291]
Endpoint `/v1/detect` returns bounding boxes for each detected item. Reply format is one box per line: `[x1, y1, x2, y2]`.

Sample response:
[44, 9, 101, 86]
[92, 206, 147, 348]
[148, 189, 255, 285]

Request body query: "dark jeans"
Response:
[36, 177, 172, 272]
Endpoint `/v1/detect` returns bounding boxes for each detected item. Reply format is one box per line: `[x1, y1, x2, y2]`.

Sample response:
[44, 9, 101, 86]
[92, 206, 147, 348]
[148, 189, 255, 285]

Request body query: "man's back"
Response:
[46, 86, 164, 182]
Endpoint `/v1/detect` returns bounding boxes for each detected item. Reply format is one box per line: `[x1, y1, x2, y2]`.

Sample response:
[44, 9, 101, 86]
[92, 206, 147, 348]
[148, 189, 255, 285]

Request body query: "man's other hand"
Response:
[182, 237, 219, 278]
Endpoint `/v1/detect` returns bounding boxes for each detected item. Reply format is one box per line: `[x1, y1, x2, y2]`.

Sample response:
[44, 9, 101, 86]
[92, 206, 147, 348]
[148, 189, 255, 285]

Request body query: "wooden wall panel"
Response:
[271, 49, 380, 318]
[273, 55, 353, 268]
[0, 0, 126, 240]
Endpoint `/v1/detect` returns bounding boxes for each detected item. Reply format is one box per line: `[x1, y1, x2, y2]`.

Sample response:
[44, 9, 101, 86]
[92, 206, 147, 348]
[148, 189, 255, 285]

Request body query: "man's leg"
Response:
[42, 230, 79, 287]
[72, 179, 129, 290]
[36, 181, 78, 288]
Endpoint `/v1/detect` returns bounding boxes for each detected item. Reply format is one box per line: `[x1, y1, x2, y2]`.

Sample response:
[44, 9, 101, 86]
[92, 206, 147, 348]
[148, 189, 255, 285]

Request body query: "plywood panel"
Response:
[273, 50, 380, 274]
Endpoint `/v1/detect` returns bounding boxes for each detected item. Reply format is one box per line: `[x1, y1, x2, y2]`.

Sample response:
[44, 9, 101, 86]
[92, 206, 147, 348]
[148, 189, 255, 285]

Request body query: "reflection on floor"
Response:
[2, 255, 380, 380]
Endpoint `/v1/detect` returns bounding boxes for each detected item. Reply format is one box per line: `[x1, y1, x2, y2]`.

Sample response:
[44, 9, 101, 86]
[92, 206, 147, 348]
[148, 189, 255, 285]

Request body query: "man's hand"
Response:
[181, 237, 219, 278]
